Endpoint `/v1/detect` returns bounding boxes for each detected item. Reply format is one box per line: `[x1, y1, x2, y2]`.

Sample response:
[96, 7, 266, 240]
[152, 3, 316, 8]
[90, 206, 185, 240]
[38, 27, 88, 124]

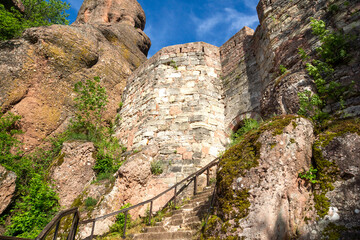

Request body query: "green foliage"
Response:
[230, 118, 260, 146]
[299, 166, 318, 184]
[310, 18, 349, 65]
[70, 77, 124, 176]
[71, 77, 108, 140]
[328, 4, 339, 14]
[279, 65, 288, 75]
[85, 197, 98, 208]
[298, 18, 352, 121]
[109, 203, 132, 233]
[298, 48, 310, 61]
[0, 0, 69, 41]
[0, 111, 22, 168]
[0, 5, 24, 40]
[297, 90, 325, 121]
[150, 161, 163, 175]
[5, 174, 59, 238]
[168, 60, 178, 70]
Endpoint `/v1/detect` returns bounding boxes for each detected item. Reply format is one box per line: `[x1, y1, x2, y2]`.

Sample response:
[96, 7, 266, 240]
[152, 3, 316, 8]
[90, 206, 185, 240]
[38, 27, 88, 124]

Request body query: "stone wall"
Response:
[220, 27, 261, 133]
[116, 42, 227, 176]
[116, 0, 360, 179]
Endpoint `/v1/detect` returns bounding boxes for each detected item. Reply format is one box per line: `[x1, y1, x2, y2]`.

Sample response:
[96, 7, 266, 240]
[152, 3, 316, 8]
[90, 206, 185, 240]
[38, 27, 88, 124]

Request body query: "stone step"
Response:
[190, 194, 211, 203]
[132, 230, 195, 240]
[143, 226, 166, 233]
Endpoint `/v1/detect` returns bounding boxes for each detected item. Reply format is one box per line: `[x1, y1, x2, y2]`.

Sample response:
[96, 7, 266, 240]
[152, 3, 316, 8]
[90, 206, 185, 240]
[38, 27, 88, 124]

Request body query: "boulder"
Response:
[0, 165, 17, 215]
[206, 116, 315, 239]
[51, 141, 96, 208]
[0, 0, 150, 151]
[314, 131, 360, 238]
[78, 146, 173, 239]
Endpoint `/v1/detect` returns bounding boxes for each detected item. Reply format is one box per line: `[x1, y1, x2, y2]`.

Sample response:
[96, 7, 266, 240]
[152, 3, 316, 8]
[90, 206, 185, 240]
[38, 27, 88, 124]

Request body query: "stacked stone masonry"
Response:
[116, 42, 227, 176]
[117, 0, 360, 178]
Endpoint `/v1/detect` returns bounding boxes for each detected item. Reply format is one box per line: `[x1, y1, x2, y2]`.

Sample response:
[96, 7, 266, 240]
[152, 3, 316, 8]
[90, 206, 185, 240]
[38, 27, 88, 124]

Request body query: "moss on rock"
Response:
[312, 118, 360, 218]
[203, 115, 298, 238]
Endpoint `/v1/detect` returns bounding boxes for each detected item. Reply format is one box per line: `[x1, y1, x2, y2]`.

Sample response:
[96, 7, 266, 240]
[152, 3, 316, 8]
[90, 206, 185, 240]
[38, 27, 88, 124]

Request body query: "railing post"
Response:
[174, 186, 177, 209]
[90, 220, 96, 240]
[207, 167, 210, 186]
[194, 175, 197, 195]
[123, 211, 128, 239]
[148, 201, 153, 225]
[52, 220, 60, 240]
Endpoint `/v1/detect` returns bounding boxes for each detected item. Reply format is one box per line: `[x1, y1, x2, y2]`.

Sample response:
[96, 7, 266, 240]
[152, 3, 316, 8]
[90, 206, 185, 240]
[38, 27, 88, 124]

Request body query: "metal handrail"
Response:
[80, 157, 220, 239]
[0, 208, 80, 240]
[36, 207, 80, 240]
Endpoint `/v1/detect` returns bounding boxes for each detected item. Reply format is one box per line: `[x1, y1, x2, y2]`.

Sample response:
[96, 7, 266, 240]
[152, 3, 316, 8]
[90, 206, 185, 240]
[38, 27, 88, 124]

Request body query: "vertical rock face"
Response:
[75, 0, 146, 30]
[0, 0, 150, 151]
[0, 166, 17, 215]
[254, 0, 360, 117]
[50, 141, 96, 208]
[318, 133, 360, 237]
[205, 117, 315, 239]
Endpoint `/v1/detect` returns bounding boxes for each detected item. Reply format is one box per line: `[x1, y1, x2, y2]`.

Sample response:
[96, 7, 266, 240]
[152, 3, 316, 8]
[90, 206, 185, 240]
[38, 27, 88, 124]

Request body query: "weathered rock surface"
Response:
[75, 0, 146, 30]
[0, 0, 150, 151]
[255, 0, 360, 117]
[51, 141, 96, 208]
[79, 146, 173, 239]
[0, 165, 17, 215]
[207, 117, 315, 239]
[318, 132, 360, 237]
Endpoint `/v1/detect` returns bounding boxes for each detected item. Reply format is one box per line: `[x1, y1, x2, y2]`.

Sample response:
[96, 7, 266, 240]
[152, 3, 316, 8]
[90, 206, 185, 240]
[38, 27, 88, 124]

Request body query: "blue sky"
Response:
[66, 0, 260, 57]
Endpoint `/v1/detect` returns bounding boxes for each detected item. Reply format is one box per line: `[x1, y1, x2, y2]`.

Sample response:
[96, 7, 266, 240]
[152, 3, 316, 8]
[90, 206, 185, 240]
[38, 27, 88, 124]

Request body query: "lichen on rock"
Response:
[205, 116, 315, 239]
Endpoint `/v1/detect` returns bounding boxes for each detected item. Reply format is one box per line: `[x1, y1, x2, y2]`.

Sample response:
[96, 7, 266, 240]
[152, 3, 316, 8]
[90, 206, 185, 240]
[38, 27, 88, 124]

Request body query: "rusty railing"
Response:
[0, 158, 219, 240]
[0, 208, 80, 240]
[80, 157, 219, 239]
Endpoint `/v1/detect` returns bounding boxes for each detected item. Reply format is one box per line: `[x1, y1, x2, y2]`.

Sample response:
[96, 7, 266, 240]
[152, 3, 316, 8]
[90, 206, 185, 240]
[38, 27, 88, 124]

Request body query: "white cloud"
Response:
[192, 7, 259, 42]
[243, 0, 260, 10]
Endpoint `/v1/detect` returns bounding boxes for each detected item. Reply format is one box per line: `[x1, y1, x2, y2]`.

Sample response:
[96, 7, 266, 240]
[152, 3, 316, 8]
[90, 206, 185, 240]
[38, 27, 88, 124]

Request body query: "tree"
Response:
[0, 0, 70, 41]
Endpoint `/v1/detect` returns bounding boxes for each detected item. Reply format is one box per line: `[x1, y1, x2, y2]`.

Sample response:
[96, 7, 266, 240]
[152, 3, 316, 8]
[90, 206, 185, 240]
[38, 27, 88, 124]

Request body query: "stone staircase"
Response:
[132, 186, 214, 240]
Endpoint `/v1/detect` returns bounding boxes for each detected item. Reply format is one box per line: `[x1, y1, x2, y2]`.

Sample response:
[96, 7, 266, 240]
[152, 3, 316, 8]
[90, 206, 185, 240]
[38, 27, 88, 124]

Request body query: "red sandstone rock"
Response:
[50, 141, 96, 208]
[0, 165, 16, 215]
[0, 0, 150, 152]
[75, 0, 146, 30]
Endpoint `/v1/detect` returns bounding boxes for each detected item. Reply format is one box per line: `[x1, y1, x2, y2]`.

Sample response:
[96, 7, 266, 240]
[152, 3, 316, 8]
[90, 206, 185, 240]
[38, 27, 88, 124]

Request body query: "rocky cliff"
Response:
[0, 0, 150, 151]
[0, 0, 359, 239]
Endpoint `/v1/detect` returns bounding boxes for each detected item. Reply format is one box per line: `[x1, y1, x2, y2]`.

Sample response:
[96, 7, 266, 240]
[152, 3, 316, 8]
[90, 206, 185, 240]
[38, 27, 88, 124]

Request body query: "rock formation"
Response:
[50, 141, 96, 208]
[0, 0, 150, 151]
[0, 0, 359, 239]
[0, 166, 16, 215]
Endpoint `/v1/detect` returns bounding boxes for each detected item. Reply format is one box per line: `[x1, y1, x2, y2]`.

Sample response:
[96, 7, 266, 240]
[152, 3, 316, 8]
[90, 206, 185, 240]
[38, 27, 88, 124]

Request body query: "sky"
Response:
[65, 0, 260, 57]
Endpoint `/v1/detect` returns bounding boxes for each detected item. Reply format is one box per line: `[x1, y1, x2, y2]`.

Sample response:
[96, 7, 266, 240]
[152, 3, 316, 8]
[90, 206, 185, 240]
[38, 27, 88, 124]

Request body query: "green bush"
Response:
[0, 0, 69, 41]
[230, 118, 260, 146]
[0, 111, 22, 168]
[279, 65, 288, 75]
[297, 18, 352, 122]
[109, 203, 132, 233]
[71, 77, 108, 141]
[299, 166, 318, 184]
[5, 174, 59, 238]
[85, 197, 98, 208]
[151, 161, 163, 175]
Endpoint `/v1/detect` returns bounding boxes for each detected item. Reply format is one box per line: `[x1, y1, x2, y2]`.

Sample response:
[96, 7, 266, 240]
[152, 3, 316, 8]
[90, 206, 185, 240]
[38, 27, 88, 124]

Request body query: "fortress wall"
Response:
[116, 42, 226, 176]
[220, 27, 261, 132]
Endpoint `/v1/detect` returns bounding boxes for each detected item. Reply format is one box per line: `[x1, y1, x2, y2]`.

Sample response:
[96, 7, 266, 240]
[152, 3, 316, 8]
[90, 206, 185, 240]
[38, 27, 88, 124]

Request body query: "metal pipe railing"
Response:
[0, 158, 219, 240]
[80, 157, 219, 239]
